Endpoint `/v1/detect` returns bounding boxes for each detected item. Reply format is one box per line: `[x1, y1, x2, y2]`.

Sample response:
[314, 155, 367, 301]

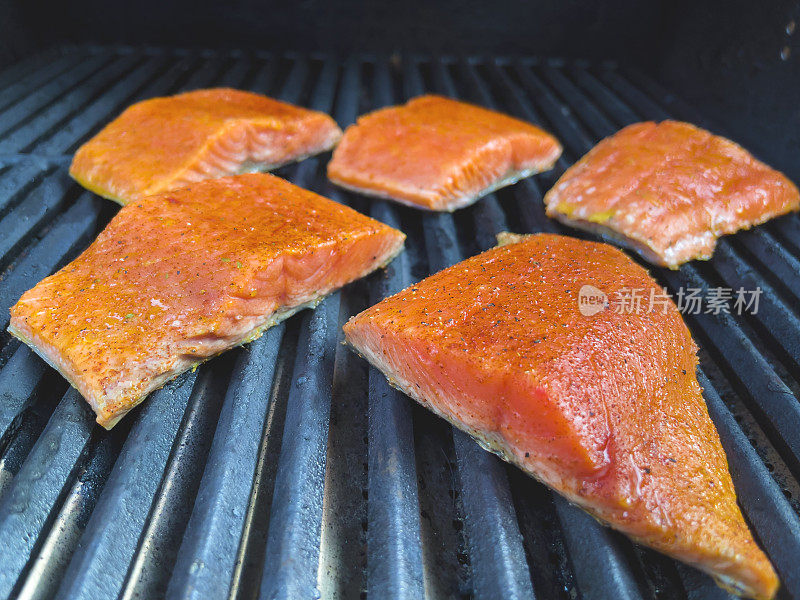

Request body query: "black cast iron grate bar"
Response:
[0, 47, 71, 101]
[0, 388, 92, 599]
[0, 52, 115, 142]
[314, 57, 380, 600]
[55, 371, 201, 600]
[0, 161, 56, 226]
[362, 58, 426, 600]
[167, 326, 286, 599]
[0, 170, 77, 272]
[0, 53, 146, 154]
[0, 50, 96, 116]
[256, 56, 342, 600]
[0, 47, 798, 600]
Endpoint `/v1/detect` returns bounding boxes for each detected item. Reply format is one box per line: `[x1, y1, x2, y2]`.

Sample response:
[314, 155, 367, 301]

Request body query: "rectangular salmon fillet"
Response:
[9, 173, 405, 429]
[344, 232, 777, 600]
[327, 95, 562, 211]
[70, 88, 343, 205]
[544, 121, 800, 268]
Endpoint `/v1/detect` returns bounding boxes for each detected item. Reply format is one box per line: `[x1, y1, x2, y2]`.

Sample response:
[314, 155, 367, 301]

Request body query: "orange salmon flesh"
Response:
[544, 120, 800, 268]
[70, 88, 343, 205]
[327, 94, 562, 211]
[9, 173, 405, 429]
[343, 232, 777, 600]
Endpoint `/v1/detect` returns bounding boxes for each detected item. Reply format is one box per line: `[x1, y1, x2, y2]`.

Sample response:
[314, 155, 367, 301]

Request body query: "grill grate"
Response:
[0, 46, 798, 600]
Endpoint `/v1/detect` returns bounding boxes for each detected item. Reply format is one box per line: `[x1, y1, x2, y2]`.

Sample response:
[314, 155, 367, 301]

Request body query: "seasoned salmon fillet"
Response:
[70, 88, 343, 205]
[344, 233, 777, 600]
[327, 95, 562, 211]
[545, 121, 800, 268]
[9, 173, 404, 429]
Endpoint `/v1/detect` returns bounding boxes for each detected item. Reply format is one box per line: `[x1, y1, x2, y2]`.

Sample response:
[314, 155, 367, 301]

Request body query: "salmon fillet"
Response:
[327, 95, 562, 211]
[343, 232, 777, 600]
[70, 88, 343, 205]
[9, 173, 404, 429]
[544, 121, 800, 268]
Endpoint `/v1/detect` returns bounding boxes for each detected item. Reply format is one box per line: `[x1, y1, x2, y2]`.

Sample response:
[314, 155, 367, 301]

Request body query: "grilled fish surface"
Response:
[327, 94, 562, 211]
[544, 121, 799, 268]
[70, 88, 343, 205]
[344, 232, 777, 599]
[10, 173, 405, 428]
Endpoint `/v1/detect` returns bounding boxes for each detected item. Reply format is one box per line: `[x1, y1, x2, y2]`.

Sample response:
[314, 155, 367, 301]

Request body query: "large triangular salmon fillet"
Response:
[544, 121, 800, 268]
[9, 173, 404, 429]
[327, 95, 562, 211]
[343, 232, 777, 599]
[70, 88, 343, 205]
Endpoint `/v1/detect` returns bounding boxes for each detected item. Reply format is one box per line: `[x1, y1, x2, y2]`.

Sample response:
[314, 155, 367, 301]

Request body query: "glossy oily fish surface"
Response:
[9, 173, 405, 429]
[544, 120, 800, 268]
[344, 232, 777, 599]
[327, 94, 562, 211]
[70, 88, 343, 204]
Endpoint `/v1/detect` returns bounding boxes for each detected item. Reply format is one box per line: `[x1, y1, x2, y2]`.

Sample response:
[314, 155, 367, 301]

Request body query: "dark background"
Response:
[1, 0, 798, 177]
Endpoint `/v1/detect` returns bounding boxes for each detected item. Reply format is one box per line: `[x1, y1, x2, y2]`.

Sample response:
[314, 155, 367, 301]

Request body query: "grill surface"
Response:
[0, 46, 799, 600]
